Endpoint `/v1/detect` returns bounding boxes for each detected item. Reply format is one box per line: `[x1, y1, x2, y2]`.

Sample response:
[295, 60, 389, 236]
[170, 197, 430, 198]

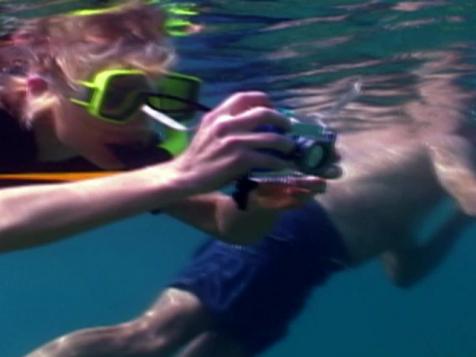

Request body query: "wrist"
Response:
[163, 155, 207, 196]
[141, 159, 198, 201]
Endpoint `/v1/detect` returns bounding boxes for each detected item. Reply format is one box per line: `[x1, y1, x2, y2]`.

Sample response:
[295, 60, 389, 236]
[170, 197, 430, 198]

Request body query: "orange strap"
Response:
[0, 171, 120, 182]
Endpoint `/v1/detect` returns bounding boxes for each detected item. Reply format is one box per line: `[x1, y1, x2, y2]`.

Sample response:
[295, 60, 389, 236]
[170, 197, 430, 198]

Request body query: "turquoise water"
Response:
[1, 1, 476, 356]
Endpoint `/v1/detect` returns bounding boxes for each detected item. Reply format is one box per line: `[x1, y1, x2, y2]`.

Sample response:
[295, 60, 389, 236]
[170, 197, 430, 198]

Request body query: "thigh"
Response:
[137, 287, 213, 343]
[27, 288, 213, 357]
[177, 331, 249, 357]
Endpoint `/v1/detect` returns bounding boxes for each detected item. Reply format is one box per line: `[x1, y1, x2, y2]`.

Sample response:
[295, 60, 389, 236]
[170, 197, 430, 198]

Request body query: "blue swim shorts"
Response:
[170, 201, 349, 355]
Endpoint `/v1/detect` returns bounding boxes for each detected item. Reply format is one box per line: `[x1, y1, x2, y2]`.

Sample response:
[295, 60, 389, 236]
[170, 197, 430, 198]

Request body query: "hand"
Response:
[215, 175, 326, 245]
[249, 175, 326, 210]
[312, 145, 343, 179]
[171, 91, 296, 194]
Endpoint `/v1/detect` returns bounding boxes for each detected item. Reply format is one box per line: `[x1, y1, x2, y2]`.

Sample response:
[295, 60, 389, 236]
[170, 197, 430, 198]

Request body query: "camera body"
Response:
[233, 112, 337, 210]
[257, 117, 337, 174]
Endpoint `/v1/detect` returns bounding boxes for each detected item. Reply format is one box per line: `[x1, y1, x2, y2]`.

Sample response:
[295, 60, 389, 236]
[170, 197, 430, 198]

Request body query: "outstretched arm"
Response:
[405, 50, 476, 216]
[380, 211, 468, 288]
[163, 90, 334, 245]
[164, 175, 326, 245]
[384, 50, 476, 288]
[426, 132, 476, 216]
[0, 164, 185, 253]
[0, 92, 297, 253]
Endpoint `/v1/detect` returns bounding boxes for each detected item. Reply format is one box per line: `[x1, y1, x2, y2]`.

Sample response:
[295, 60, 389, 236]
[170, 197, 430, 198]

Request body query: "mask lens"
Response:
[100, 74, 150, 122]
[148, 73, 201, 121]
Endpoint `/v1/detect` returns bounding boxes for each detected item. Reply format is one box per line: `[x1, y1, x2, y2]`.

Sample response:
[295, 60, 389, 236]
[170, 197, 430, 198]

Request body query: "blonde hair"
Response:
[1, 0, 174, 126]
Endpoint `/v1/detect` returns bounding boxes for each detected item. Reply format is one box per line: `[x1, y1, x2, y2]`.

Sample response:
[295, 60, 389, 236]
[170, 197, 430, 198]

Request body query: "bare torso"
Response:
[318, 124, 457, 265]
[312, 48, 476, 266]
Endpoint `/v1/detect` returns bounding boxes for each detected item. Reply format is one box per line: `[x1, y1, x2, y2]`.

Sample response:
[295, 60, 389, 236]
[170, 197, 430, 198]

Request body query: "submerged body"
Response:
[29, 46, 476, 356]
[0, 0, 331, 254]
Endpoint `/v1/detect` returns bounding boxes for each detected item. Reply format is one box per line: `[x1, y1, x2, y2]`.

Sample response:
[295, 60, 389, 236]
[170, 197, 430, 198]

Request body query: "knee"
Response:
[27, 323, 149, 357]
[126, 289, 210, 355]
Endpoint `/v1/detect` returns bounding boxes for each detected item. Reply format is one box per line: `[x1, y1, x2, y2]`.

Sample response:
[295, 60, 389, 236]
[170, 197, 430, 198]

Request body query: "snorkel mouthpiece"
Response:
[70, 66, 204, 158]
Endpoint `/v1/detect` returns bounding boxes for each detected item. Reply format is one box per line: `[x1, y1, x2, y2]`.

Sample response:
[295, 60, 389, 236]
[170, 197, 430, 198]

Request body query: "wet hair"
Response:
[0, 0, 174, 126]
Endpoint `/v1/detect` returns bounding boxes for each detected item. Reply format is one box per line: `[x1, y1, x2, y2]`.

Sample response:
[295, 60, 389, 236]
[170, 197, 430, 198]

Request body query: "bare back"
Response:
[315, 50, 475, 265]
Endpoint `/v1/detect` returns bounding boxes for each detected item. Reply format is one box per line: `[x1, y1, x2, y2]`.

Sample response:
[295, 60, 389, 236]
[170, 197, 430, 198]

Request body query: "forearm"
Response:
[382, 213, 467, 287]
[165, 175, 325, 244]
[214, 195, 278, 244]
[428, 134, 476, 216]
[0, 163, 188, 252]
[163, 193, 221, 236]
[382, 247, 437, 288]
[165, 192, 277, 245]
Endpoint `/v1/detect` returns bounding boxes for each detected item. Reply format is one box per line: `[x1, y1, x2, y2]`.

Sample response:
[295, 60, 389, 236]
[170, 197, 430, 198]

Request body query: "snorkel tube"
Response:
[68, 1, 202, 156]
[69, 67, 203, 159]
[0, 1, 198, 184]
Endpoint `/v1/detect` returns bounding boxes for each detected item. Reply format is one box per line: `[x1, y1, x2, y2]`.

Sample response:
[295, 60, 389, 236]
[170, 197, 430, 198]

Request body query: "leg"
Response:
[178, 331, 249, 357]
[28, 288, 212, 357]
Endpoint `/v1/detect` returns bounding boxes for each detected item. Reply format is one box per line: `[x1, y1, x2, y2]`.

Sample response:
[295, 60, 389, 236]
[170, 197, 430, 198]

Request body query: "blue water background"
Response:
[1, 1, 476, 356]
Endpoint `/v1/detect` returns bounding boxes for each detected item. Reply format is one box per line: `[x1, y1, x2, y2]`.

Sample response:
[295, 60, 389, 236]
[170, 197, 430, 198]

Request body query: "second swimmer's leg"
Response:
[177, 331, 249, 357]
[27, 288, 212, 357]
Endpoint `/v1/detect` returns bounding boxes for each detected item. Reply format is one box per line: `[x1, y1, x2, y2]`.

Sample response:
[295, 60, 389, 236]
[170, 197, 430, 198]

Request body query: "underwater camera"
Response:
[232, 112, 337, 210]
[257, 117, 337, 174]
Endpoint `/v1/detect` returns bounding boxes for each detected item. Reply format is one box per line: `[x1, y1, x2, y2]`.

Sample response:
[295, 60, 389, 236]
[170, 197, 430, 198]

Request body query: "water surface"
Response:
[1, 1, 475, 356]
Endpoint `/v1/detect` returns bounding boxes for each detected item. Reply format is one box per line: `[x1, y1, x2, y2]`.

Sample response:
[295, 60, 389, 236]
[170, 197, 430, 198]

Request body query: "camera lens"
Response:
[303, 143, 325, 168]
[292, 136, 326, 172]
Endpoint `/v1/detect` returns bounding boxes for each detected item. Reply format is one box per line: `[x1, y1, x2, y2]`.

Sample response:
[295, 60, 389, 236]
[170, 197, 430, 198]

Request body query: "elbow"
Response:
[0, 226, 23, 253]
[0, 213, 54, 253]
[392, 275, 419, 289]
[0, 215, 20, 253]
[0, 200, 32, 252]
[386, 263, 420, 289]
[390, 268, 423, 289]
[460, 199, 476, 217]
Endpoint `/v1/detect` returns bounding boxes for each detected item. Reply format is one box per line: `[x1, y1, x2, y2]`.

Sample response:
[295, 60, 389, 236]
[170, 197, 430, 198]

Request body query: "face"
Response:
[53, 86, 156, 169]
[4, 4, 172, 169]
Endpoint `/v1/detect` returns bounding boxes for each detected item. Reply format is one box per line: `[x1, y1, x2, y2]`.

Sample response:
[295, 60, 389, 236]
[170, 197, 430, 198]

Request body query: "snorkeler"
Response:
[28, 36, 476, 356]
[0, 0, 335, 253]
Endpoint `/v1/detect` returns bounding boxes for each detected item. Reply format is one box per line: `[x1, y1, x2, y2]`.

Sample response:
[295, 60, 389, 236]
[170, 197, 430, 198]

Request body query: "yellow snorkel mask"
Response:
[67, 2, 205, 156]
[69, 68, 209, 156]
[0, 1, 208, 184]
[0, 69, 209, 183]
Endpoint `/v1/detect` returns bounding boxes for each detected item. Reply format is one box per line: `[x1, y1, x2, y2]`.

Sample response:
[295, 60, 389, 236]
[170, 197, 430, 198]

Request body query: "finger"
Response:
[215, 107, 291, 136]
[244, 151, 292, 171]
[287, 189, 316, 204]
[326, 147, 341, 164]
[205, 92, 273, 120]
[287, 176, 327, 191]
[224, 132, 295, 154]
[313, 164, 343, 179]
[251, 187, 316, 210]
[256, 176, 326, 194]
[233, 107, 291, 132]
